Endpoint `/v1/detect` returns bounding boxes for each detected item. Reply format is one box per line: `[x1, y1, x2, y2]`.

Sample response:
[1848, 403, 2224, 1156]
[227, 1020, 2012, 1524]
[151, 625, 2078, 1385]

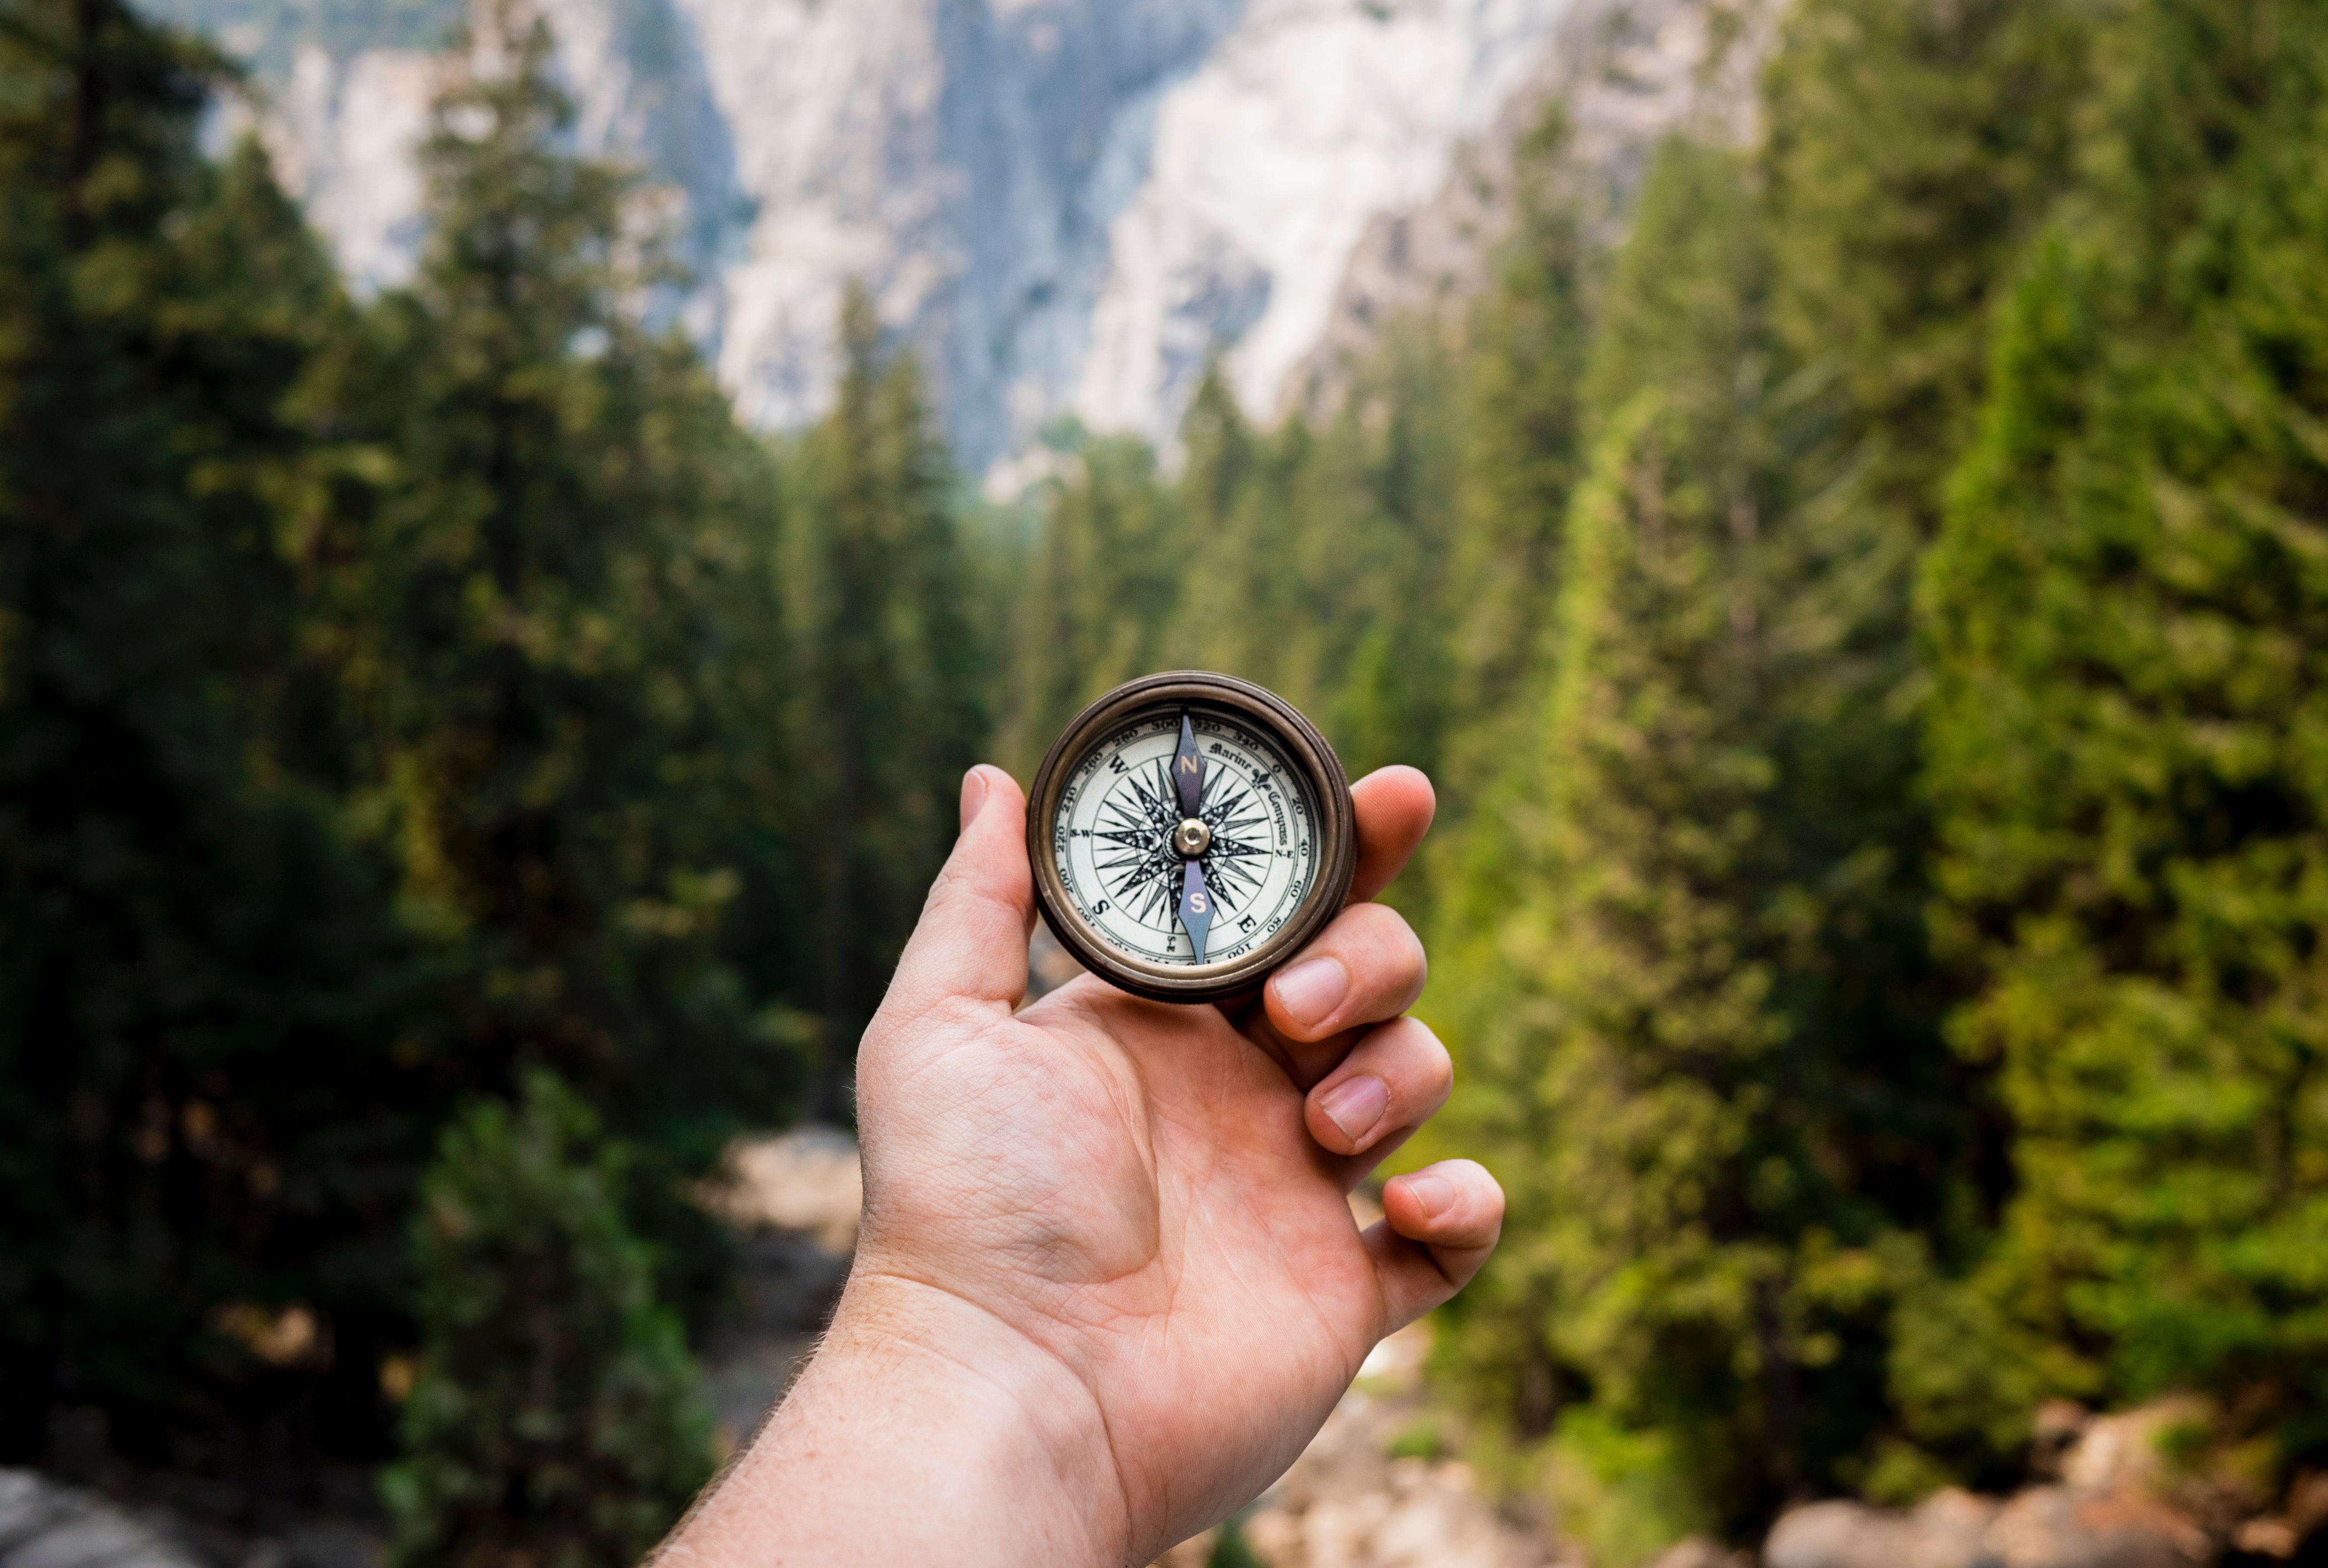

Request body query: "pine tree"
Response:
[1310, 323, 1459, 792]
[1433, 143, 1801, 1546]
[1747, 3, 2102, 1382]
[1436, 108, 1592, 819]
[1763, 0, 2094, 531]
[0, 0, 425, 1464]
[1433, 137, 1962, 1546]
[783, 285, 983, 1105]
[994, 430, 1179, 776]
[1155, 359, 1292, 695]
[383, 1072, 712, 1568]
[338, 0, 791, 1162]
[1919, 0, 2328, 1452]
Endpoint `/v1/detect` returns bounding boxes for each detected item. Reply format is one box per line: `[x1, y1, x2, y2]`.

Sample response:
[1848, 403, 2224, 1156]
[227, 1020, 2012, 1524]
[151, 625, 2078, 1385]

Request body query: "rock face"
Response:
[1286, 0, 1773, 416]
[0, 1471, 207, 1568]
[151, 0, 1740, 474]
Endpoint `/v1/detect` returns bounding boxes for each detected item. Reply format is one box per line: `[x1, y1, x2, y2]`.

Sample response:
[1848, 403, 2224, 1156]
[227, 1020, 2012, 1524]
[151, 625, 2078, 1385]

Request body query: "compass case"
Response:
[1024, 670, 1358, 1005]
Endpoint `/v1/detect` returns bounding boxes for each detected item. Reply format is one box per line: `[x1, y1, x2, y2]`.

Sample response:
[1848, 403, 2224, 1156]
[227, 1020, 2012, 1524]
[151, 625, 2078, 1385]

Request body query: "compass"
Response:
[1025, 671, 1358, 1003]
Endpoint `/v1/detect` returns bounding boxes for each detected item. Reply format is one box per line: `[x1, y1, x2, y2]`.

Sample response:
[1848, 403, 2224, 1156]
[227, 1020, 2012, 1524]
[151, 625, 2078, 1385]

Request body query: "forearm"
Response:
[658, 1274, 1129, 1568]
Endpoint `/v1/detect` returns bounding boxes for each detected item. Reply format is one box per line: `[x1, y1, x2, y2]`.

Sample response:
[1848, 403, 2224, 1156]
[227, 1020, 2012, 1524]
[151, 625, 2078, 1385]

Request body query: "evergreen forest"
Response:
[3, 0, 2325, 1562]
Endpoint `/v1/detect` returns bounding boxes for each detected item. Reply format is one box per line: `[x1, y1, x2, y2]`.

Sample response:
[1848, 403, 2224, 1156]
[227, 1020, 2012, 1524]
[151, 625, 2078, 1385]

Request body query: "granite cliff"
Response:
[153, 0, 1751, 475]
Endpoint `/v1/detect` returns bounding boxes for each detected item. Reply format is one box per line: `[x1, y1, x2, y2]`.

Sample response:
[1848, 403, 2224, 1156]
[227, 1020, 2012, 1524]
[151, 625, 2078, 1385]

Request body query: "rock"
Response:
[0, 1470, 208, 1568]
[178, 0, 1760, 479]
[1766, 1483, 2213, 1568]
[1984, 1486, 2211, 1568]
[2034, 1402, 2096, 1480]
[2061, 1399, 2214, 1496]
[703, 1125, 863, 1255]
[2285, 1469, 2328, 1539]
[1766, 1490, 2001, 1568]
[2233, 1518, 2301, 1560]
[1646, 1536, 1753, 1568]
[1228, 1320, 1561, 1568]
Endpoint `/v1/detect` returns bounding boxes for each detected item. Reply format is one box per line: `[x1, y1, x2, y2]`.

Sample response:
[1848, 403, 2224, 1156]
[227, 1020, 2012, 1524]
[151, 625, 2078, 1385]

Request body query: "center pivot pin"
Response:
[1174, 818, 1213, 857]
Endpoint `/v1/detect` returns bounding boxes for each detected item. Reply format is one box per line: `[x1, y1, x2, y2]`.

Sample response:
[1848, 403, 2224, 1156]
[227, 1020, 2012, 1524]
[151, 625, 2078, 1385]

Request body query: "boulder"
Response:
[1766, 1484, 2213, 1568]
[1767, 1491, 2001, 1568]
[2061, 1399, 2214, 1497]
[1984, 1486, 2210, 1568]
[0, 1471, 207, 1568]
[1646, 1536, 1752, 1568]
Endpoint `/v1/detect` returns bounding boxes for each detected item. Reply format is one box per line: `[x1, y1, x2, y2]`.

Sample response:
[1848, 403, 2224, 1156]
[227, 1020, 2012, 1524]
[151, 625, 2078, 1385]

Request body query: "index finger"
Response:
[1347, 766, 1435, 904]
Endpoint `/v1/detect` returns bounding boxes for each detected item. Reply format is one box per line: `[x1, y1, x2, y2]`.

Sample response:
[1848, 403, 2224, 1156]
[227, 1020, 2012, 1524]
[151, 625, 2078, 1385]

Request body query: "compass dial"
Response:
[1052, 712, 1320, 968]
[1026, 672, 1357, 1004]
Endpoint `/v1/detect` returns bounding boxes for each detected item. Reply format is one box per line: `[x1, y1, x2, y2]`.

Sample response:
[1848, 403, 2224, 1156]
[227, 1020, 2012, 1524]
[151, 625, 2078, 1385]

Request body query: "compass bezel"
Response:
[1025, 670, 1358, 1005]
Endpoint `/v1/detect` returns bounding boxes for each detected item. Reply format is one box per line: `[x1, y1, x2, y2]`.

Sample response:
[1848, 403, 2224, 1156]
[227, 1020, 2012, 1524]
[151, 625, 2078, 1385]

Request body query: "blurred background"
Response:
[2, 0, 2322, 1565]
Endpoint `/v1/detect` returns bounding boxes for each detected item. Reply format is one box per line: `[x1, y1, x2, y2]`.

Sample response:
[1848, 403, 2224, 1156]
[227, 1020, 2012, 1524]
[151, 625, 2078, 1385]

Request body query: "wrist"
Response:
[665, 1269, 1128, 1568]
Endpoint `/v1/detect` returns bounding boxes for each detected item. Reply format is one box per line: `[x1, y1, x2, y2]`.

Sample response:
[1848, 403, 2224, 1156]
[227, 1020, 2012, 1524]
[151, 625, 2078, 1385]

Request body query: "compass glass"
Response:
[1050, 708, 1322, 968]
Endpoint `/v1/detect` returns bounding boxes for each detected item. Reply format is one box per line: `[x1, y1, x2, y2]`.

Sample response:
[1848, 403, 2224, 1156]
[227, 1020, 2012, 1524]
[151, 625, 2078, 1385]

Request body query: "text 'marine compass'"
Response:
[1025, 671, 1358, 1003]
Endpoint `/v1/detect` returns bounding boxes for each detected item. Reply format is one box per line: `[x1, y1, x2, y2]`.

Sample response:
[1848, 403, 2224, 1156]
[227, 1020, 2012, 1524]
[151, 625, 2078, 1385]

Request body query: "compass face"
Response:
[1050, 710, 1323, 970]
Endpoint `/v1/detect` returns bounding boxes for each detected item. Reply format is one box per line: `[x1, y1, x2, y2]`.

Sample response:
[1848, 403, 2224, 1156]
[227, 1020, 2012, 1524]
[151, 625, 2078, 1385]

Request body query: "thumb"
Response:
[878, 764, 1036, 1024]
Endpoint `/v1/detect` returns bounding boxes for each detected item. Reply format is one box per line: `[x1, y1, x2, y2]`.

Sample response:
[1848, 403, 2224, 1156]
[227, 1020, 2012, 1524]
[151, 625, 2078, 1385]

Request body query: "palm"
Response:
[862, 982, 1389, 1536]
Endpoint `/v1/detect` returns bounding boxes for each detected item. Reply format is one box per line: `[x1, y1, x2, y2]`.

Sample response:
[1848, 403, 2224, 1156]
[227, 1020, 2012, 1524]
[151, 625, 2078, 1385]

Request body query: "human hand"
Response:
[663, 764, 1503, 1568]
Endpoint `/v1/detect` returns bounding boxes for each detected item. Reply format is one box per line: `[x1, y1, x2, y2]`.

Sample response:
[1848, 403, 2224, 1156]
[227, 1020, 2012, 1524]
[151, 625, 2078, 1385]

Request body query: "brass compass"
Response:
[1025, 672, 1357, 1004]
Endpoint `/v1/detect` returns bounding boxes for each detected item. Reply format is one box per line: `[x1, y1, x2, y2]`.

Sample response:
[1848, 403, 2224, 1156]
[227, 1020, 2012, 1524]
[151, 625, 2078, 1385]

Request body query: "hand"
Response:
[662, 764, 1504, 1568]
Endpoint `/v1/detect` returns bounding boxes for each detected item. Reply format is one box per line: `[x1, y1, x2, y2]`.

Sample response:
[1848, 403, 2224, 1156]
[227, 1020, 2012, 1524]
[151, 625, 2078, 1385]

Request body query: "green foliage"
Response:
[1206, 1513, 1263, 1568]
[1386, 1419, 1449, 1462]
[1920, 0, 2328, 1447]
[1436, 110, 1592, 818]
[10, 0, 2328, 1539]
[1412, 0, 2114, 1532]
[1422, 134, 1984, 1538]
[994, 429, 1179, 774]
[1547, 1407, 1712, 1568]
[781, 284, 985, 1097]
[329, 0, 800, 1163]
[0, 0, 823, 1483]
[0, 0, 434, 1461]
[1433, 145, 1813, 1541]
[383, 1071, 712, 1568]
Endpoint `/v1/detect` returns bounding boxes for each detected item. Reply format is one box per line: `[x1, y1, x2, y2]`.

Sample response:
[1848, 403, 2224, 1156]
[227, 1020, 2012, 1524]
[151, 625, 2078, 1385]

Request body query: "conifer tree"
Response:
[994, 431, 1179, 775]
[1155, 360, 1295, 695]
[1436, 109, 1592, 818]
[1746, 1, 2101, 1343]
[1312, 326, 1460, 791]
[1919, 0, 2328, 1450]
[1434, 144, 1800, 1545]
[0, 0, 423, 1462]
[383, 1072, 712, 1568]
[783, 286, 983, 1104]
[341, 0, 790, 1159]
[1434, 138, 1962, 1545]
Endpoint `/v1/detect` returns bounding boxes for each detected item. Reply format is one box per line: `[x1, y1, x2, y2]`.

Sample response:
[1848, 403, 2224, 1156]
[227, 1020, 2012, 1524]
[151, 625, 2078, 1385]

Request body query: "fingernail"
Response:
[1317, 1075, 1388, 1145]
[1273, 958, 1347, 1028]
[1402, 1173, 1455, 1220]
[959, 767, 989, 832]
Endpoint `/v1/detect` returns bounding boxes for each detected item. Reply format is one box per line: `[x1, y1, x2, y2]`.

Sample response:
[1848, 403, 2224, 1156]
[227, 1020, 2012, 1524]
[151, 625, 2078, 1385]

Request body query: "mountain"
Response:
[155, 0, 1752, 475]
